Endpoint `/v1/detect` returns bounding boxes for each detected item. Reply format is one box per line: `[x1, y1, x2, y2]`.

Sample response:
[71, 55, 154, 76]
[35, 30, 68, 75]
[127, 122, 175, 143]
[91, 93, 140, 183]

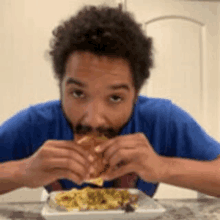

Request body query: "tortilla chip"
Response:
[85, 177, 104, 186]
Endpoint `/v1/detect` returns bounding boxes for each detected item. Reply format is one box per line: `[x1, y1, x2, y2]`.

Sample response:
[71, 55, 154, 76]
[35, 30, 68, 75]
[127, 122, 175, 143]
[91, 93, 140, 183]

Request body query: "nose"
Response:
[83, 100, 106, 129]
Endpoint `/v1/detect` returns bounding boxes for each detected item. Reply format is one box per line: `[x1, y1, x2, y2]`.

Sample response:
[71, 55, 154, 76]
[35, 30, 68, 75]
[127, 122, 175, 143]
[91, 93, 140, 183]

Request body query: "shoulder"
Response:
[29, 100, 62, 122]
[136, 95, 173, 121]
[136, 95, 193, 122]
[131, 95, 173, 154]
[135, 95, 173, 134]
[0, 100, 62, 133]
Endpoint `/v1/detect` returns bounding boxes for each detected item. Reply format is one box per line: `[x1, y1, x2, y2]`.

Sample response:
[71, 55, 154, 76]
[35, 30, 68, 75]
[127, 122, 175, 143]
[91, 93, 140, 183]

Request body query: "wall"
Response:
[218, 4, 220, 143]
[0, 0, 116, 124]
[0, 0, 117, 203]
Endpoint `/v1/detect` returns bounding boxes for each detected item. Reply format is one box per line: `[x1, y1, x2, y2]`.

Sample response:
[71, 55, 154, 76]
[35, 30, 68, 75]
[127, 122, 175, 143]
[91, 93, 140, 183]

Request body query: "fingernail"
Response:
[95, 146, 100, 152]
[88, 155, 94, 162]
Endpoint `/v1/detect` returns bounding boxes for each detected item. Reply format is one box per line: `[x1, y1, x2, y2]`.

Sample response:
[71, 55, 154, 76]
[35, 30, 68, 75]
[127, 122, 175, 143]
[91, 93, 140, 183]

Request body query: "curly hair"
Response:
[49, 5, 154, 91]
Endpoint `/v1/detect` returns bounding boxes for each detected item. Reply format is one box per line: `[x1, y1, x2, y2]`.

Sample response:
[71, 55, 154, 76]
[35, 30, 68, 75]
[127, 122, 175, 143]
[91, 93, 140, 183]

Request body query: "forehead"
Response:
[64, 51, 134, 85]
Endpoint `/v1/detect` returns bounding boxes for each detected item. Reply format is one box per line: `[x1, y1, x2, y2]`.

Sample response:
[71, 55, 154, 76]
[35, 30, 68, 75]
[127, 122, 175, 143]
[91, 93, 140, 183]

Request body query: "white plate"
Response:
[41, 188, 166, 220]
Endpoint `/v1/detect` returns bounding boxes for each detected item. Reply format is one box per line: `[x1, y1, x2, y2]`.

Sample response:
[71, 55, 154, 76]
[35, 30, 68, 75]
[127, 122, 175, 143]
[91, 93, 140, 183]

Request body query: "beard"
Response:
[73, 124, 119, 139]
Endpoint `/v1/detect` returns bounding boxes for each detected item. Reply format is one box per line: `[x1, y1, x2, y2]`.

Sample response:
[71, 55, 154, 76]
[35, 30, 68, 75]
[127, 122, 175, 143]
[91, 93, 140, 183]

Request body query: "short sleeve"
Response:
[167, 103, 220, 161]
[0, 108, 33, 163]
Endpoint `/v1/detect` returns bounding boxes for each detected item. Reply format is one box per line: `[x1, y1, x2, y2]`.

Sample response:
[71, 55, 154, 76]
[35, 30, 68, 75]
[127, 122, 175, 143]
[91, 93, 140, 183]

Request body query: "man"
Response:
[1, 5, 220, 198]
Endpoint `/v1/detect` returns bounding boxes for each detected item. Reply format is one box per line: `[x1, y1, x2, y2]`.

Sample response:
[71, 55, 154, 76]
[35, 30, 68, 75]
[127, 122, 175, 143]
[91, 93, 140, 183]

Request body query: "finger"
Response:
[49, 140, 90, 159]
[51, 168, 84, 185]
[76, 136, 92, 144]
[44, 146, 90, 169]
[95, 135, 132, 153]
[100, 164, 136, 181]
[103, 143, 136, 163]
[44, 158, 88, 179]
[94, 138, 116, 153]
[49, 141, 92, 166]
[95, 133, 144, 153]
[108, 149, 134, 169]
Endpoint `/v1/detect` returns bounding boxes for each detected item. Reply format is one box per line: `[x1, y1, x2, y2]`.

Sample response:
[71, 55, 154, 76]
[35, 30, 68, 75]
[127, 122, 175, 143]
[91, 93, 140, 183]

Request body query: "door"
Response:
[123, 0, 220, 198]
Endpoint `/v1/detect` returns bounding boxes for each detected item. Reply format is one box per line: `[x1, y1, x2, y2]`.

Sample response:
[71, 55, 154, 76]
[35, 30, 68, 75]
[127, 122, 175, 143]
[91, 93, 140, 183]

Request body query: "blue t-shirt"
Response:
[1, 95, 220, 197]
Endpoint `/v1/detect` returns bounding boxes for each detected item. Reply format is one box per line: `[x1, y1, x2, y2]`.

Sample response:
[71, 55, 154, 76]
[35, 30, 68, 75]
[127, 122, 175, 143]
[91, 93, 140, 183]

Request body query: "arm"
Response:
[160, 155, 220, 197]
[160, 103, 220, 197]
[97, 132, 220, 198]
[0, 160, 24, 195]
[0, 107, 33, 195]
[0, 139, 91, 195]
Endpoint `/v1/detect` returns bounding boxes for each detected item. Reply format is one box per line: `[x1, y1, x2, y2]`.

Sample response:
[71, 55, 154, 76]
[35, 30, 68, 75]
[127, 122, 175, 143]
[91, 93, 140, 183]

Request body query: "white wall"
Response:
[218, 4, 220, 142]
[0, 0, 116, 124]
[0, 0, 117, 203]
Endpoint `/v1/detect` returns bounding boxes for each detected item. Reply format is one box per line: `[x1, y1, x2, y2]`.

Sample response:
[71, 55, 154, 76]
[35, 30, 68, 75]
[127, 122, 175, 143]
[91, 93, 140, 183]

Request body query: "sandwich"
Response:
[75, 134, 109, 186]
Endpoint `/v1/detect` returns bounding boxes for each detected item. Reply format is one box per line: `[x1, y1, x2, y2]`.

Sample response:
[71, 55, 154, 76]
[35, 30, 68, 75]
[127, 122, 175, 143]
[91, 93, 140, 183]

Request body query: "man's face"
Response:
[61, 51, 137, 138]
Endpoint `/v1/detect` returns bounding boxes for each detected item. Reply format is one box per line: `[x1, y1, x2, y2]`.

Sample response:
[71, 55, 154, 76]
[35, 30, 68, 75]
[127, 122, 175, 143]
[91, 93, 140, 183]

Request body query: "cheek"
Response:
[62, 95, 82, 124]
[111, 102, 134, 126]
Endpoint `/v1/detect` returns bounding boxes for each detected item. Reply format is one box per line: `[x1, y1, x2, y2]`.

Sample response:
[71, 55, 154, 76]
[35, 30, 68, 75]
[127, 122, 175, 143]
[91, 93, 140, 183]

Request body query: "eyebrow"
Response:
[65, 77, 130, 91]
[66, 77, 86, 88]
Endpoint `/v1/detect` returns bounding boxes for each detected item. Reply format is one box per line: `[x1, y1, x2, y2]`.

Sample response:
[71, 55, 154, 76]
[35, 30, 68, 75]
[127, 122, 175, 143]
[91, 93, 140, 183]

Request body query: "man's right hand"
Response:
[16, 140, 91, 188]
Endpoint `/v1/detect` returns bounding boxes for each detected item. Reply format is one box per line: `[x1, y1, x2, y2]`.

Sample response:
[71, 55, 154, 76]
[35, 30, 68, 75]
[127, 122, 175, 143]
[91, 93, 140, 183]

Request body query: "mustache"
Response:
[74, 124, 118, 138]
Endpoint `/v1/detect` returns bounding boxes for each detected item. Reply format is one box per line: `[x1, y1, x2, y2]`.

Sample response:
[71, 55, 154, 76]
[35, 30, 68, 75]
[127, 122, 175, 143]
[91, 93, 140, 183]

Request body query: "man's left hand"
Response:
[94, 133, 168, 183]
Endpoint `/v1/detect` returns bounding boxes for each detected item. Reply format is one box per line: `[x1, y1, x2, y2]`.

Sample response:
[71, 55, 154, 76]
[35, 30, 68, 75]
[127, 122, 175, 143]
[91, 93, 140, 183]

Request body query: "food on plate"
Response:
[54, 187, 139, 211]
[75, 135, 109, 186]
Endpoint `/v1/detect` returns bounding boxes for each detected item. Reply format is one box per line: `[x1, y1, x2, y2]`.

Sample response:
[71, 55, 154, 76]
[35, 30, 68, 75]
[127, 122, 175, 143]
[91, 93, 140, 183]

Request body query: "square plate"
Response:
[41, 188, 166, 220]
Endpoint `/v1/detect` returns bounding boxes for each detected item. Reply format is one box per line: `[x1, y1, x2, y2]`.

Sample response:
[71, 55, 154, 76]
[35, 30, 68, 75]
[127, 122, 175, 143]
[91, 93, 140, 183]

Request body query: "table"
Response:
[0, 198, 219, 219]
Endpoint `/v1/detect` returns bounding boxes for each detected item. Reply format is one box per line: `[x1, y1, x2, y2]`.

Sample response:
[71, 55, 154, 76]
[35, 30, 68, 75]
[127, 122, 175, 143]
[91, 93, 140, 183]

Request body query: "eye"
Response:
[110, 95, 123, 103]
[72, 90, 85, 99]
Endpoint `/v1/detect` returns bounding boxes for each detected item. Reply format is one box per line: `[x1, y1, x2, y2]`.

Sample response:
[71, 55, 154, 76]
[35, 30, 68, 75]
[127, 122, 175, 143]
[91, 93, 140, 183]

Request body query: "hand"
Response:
[16, 140, 90, 188]
[95, 133, 168, 183]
